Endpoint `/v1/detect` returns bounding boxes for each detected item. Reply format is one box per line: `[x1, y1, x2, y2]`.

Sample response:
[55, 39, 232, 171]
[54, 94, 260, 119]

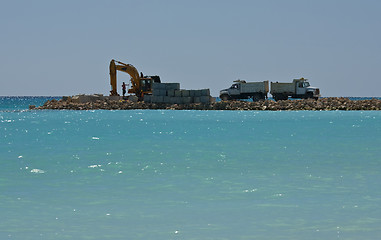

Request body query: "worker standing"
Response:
[122, 82, 126, 97]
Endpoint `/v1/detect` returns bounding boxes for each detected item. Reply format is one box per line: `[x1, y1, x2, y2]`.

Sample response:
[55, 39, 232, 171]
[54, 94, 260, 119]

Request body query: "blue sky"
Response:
[1, 0, 380, 97]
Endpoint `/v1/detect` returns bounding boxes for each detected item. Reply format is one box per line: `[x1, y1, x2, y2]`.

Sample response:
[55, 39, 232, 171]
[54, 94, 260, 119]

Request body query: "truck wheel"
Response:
[273, 94, 284, 101]
[252, 93, 262, 102]
[220, 94, 230, 101]
[273, 94, 287, 101]
[306, 92, 314, 99]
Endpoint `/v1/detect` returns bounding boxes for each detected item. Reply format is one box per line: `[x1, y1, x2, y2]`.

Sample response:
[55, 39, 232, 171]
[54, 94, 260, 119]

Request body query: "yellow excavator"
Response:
[109, 59, 160, 99]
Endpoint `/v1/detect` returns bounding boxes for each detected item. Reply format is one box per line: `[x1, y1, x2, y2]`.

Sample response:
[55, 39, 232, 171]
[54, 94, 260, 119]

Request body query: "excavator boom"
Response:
[109, 59, 142, 96]
[109, 59, 118, 96]
[109, 59, 160, 98]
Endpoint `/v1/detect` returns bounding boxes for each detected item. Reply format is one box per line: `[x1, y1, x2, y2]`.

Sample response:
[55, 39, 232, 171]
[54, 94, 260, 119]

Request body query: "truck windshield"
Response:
[304, 82, 310, 87]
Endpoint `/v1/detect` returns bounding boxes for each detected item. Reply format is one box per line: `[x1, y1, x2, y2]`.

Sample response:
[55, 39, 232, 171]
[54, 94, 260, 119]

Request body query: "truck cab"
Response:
[226, 83, 240, 95]
[220, 83, 241, 100]
[295, 79, 320, 99]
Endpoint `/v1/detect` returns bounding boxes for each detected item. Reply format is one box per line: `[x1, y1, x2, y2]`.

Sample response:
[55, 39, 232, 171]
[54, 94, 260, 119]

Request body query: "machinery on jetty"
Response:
[109, 59, 212, 104]
[220, 78, 320, 101]
[109, 59, 320, 102]
[219, 80, 269, 101]
[109, 59, 161, 99]
[271, 78, 320, 101]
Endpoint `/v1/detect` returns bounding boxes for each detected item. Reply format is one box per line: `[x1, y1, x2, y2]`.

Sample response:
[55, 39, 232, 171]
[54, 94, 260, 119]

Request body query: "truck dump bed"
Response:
[241, 81, 269, 93]
[270, 82, 295, 94]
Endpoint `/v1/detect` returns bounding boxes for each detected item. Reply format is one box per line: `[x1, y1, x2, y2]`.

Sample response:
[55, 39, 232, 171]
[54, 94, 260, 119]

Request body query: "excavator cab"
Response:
[141, 75, 161, 91]
[139, 78, 154, 94]
[127, 75, 161, 99]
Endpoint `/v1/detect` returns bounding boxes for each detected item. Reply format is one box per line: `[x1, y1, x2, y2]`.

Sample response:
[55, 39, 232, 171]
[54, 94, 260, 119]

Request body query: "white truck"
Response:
[219, 80, 269, 101]
[270, 78, 320, 101]
[220, 78, 320, 101]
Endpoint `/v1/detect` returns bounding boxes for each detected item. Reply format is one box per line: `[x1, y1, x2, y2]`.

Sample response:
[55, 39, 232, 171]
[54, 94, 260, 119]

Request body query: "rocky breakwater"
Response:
[32, 96, 381, 111]
[209, 97, 381, 111]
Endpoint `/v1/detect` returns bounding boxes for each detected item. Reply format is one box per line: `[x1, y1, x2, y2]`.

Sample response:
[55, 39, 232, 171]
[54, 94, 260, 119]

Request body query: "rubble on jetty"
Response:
[32, 95, 381, 111]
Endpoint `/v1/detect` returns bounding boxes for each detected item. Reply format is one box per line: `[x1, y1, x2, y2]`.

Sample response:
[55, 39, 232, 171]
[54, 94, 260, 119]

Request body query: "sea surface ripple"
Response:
[0, 98, 380, 239]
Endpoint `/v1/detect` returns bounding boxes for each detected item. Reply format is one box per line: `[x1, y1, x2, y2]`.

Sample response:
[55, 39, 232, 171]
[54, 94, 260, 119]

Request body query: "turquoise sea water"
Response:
[1, 97, 381, 240]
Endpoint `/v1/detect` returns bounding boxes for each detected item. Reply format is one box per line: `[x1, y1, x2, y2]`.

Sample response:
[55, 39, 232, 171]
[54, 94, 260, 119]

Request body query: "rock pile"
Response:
[33, 97, 381, 111]
[210, 98, 381, 111]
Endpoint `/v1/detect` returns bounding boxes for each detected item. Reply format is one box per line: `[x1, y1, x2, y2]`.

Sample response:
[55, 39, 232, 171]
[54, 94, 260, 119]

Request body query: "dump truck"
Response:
[270, 78, 320, 101]
[219, 80, 269, 101]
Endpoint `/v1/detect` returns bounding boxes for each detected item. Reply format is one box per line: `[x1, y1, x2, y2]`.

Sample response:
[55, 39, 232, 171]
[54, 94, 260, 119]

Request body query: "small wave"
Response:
[88, 165, 102, 168]
[30, 169, 45, 174]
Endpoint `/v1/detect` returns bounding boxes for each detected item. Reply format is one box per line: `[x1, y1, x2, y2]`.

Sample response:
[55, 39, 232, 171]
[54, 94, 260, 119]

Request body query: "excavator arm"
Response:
[109, 59, 141, 96]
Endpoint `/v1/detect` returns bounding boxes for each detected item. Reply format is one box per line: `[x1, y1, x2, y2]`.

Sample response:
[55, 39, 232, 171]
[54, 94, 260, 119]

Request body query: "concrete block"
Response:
[201, 89, 210, 96]
[152, 82, 165, 90]
[152, 96, 164, 103]
[167, 89, 175, 97]
[189, 90, 196, 97]
[157, 96, 164, 103]
[164, 83, 180, 90]
[163, 96, 171, 103]
[181, 90, 190, 97]
[195, 90, 202, 97]
[143, 95, 152, 103]
[175, 90, 182, 97]
[194, 97, 201, 103]
[152, 89, 167, 96]
[181, 97, 192, 104]
[200, 96, 210, 103]
[170, 97, 181, 104]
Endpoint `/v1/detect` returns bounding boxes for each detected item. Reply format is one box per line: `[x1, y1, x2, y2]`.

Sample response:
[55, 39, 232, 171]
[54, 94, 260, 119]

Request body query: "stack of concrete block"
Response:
[144, 82, 212, 104]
